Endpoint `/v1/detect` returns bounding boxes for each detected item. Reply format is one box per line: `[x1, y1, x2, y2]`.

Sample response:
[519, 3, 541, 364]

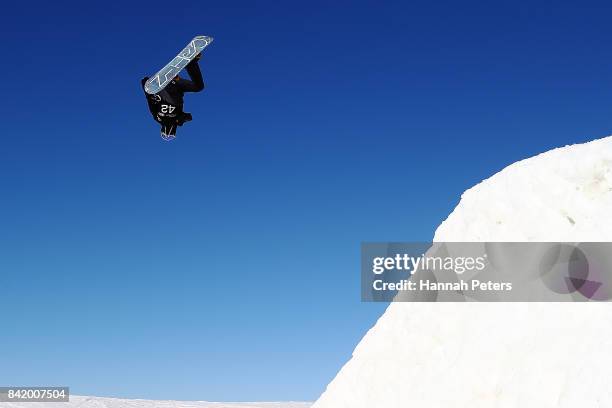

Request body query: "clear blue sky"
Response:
[3, 0, 612, 402]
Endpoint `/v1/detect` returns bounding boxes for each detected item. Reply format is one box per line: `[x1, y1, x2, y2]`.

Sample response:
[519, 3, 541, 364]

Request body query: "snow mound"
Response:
[0, 396, 312, 408]
[312, 137, 612, 408]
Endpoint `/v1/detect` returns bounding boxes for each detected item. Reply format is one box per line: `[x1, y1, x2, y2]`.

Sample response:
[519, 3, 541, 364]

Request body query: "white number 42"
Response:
[161, 104, 176, 113]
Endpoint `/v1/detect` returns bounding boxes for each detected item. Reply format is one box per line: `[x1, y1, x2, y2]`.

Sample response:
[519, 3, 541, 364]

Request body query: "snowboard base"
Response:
[145, 35, 213, 95]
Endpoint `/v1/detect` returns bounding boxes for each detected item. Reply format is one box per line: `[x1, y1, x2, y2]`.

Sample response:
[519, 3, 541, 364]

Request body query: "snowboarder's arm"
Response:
[176, 60, 204, 93]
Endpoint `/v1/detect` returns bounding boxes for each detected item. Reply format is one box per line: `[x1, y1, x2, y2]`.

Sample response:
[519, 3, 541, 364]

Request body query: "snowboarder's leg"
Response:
[176, 60, 204, 93]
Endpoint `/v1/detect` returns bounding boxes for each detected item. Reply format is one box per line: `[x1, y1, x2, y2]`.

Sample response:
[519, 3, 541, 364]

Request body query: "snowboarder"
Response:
[141, 53, 205, 139]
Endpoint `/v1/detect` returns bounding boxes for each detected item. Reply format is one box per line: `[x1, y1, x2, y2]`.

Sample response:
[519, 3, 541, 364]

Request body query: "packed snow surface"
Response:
[0, 396, 311, 408]
[313, 137, 612, 408]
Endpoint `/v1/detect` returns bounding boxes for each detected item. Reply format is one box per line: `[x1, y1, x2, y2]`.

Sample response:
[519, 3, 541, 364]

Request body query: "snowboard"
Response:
[144, 35, 213, 95]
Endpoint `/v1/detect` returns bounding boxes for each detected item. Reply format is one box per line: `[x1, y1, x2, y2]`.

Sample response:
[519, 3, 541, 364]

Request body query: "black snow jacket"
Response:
[142, 59, 205, 126]
[159, 60, 205, 110]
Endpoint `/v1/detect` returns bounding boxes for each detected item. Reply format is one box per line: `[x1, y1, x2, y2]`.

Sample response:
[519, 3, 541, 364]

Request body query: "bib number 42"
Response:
[160, 104, 176, 114]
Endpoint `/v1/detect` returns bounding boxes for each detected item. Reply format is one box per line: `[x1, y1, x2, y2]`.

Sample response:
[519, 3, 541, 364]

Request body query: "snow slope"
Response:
[313, 137, 612, 408]
[0, 396, 311, 408]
